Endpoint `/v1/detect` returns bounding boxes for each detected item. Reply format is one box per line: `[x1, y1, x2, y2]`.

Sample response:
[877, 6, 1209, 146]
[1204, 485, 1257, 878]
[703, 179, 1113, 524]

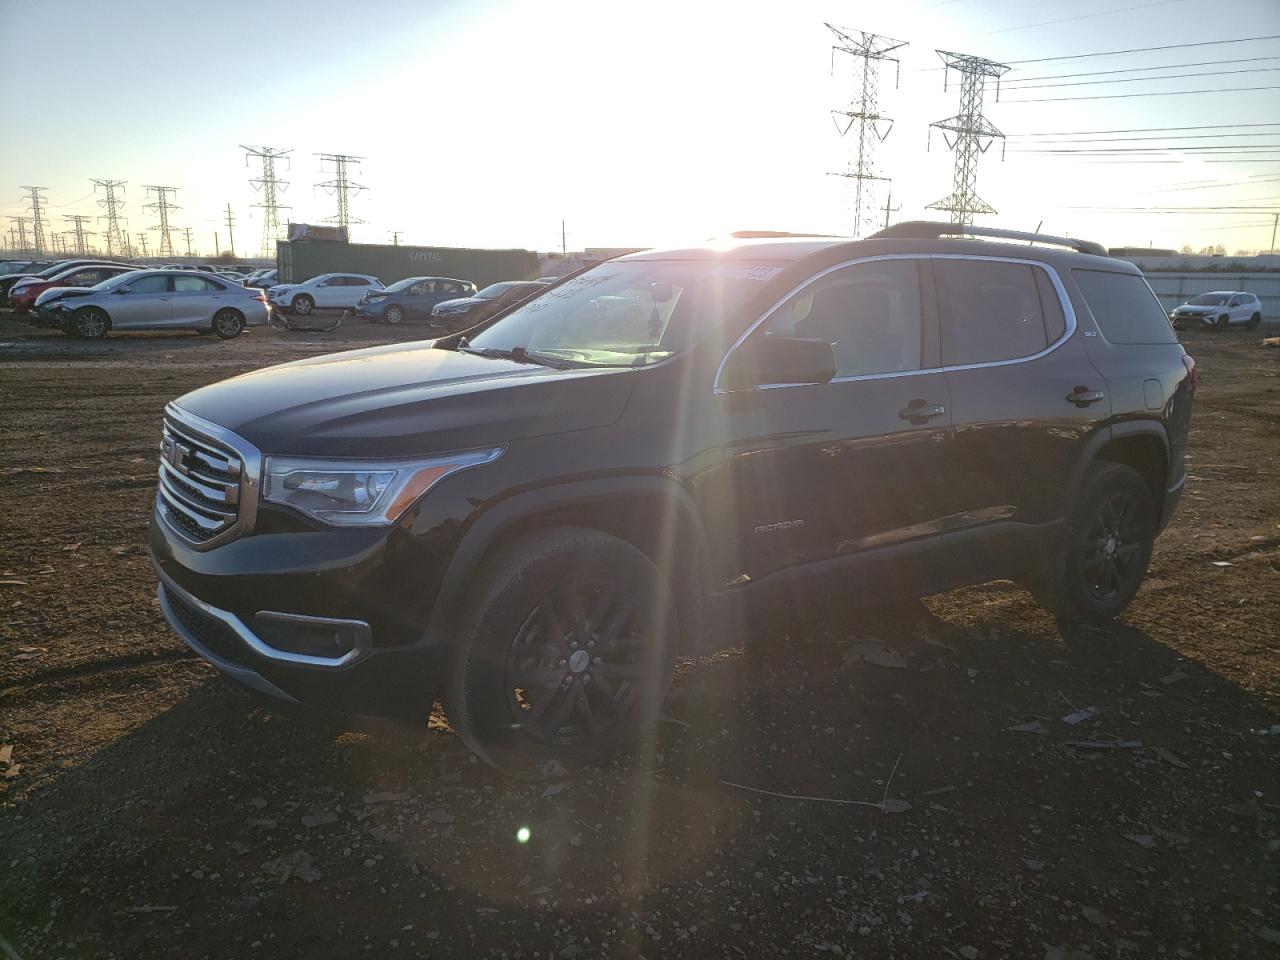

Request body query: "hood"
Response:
[0, 272, 37, 283]
[174, 341, 636, 457]
[36, 286, 94, 305]
[434, 296, 485, 311]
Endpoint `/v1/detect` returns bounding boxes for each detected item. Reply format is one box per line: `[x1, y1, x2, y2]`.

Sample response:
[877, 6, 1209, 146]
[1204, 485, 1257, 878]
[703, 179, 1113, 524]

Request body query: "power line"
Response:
[1007, 65, 1280, 91]
[1004, 33, 1280, 65]
[92, 180, 127, 257]
[824, 23, 907, 238]
[1011, 145, 1280, 153]
[926, 50, 1010, 225]
[1013, 133, 1280, 144]
[1004, 54, 1280, 83]
[1148, 176, 1280, 193]
[243, 145, 292, 258]
[984, 0, 1184, 37]
[1003, 84, 1280, 103]
[1008, 122, 1280, 137]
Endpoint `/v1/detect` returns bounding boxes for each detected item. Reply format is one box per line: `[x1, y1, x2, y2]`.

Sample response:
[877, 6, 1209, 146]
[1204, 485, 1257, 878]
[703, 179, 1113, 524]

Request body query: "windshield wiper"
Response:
[458, 345, 575, 369]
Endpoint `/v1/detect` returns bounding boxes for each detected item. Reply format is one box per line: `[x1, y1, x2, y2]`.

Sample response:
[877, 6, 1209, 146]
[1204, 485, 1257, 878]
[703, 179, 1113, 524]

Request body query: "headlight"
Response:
[262, 448, 503, 525]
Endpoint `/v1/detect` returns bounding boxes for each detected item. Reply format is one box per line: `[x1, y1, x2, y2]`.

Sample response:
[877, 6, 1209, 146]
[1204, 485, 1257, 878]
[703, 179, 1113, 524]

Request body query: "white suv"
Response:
[267, 273, 383, 315]
[1169, 291, 1263, 332]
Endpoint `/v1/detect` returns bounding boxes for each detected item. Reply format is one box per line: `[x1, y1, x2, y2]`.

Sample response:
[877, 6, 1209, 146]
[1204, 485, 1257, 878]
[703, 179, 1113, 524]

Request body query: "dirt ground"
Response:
[1, 314, 1277, 960]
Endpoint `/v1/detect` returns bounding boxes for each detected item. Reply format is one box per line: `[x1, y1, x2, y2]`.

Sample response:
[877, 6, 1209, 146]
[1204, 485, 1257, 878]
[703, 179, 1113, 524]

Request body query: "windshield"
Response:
[474, 282, 521, 300]
[1188, 293, 1229, 306]
[96, 271, 141, 291]
[383, 277, 420, 293]
[467, 259, 781, 368]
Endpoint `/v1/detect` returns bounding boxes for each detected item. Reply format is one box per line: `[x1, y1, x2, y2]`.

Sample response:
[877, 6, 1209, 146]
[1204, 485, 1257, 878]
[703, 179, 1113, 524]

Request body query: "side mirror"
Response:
[114, 287, 129, 295]
[720, 334, 836, 391]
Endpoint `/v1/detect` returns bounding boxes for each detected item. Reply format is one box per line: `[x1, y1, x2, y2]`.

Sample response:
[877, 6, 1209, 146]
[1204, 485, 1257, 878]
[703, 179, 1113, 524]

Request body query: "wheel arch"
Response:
[425, 476, 713, 656]
[1071, 422, 1169, 516]
[72, 303, 112, 330]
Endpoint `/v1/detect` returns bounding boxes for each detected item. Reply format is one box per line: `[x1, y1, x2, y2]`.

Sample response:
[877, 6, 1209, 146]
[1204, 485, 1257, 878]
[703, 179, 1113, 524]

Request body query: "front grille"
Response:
[157, 416, 242, 544]
[163, 585, 251, 668]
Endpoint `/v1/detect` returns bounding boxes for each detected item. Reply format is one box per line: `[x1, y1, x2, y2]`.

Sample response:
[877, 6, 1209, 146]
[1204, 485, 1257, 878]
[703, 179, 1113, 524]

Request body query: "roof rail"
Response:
[728, 230, 843, 239]
[870, 220, 1109, 258]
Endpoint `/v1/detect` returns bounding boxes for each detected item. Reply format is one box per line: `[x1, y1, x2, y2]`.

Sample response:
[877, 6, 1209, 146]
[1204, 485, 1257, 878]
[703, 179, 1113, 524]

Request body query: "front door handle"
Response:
[1066, 386, 1106, 407]
[898, 398, 947, 424]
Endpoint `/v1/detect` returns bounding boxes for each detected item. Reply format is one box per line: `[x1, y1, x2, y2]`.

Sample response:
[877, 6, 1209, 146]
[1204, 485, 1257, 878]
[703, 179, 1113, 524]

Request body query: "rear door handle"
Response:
[1066, 386, 1106, 407]
[898, 399, 947, 424]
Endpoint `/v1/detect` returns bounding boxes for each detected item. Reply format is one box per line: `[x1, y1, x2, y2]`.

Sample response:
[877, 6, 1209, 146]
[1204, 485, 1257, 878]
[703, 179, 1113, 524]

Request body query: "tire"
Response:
[71, 307, 109, 340]
[1216, 314, 1229, 330]
[384, 304, 404, 325]
[1247, 313, 1261, 331]
[291, 294, 315, 316]
[444, 527, 678, 776]
[1031, 463, 1157, 625]
[212, 308, 245, 339]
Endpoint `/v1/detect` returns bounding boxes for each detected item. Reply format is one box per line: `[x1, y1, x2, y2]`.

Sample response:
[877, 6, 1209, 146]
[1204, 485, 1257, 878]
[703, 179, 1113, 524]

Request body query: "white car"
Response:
[1169, 291, 1263, 332]
[266, 273, 383, 315]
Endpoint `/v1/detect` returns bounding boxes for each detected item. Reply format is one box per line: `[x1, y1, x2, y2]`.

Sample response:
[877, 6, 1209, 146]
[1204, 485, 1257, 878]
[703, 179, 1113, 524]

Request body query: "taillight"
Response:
[1182, 354, 1197, 395]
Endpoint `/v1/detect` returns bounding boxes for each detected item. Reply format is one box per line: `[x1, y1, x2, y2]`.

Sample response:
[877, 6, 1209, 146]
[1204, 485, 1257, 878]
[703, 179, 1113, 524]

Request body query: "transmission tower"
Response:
[926, 50, 1011, 225]
[181, 226, 195, 257]
[19, 186, 48, 256]
[64, 214, 95, 256]
[143, 185, 181, 258]
[825, 24, 907, 238]
[93, 179, 128, 257]
[138, 233, 150, 258]
[316, 154, 366, 231]
[11, 217, 30, 256]
[243, 145, 292, 257]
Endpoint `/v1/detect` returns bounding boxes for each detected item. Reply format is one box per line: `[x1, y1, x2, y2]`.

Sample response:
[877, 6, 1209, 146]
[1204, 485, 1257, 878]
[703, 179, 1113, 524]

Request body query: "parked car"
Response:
[50, 269, 269, 339]
[0, 259, 51, 276]
[429, 280, 549, 331]
[354, 276, 477, 324]
[266, 273, 382, 315]
[1169, 291, 1263, 331]
[241, 269, 278, 290]
[148, 222, 1196, 774]
[0, 258, 119, 300]
[9, 263, 137, 316]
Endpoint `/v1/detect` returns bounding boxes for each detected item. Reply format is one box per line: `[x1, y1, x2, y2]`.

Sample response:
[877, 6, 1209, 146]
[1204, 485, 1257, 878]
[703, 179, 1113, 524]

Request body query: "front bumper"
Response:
[1171, 313, 1214, 329]
[1157, 472, 1185, 536]
[354, 301, 388, 318]
[151, 501, 449, 722]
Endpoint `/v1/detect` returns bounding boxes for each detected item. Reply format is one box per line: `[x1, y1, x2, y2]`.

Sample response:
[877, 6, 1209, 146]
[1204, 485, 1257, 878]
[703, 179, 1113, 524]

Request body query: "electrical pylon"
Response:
[243, 145, 292, 258]
[64, 214, 95, 256]
[825, 24, 907, 238]
[93, 179, 128, 257]
[143, 185, 181, 258]
[11, 217, 31, 256]
[926, 50, 1011, 225]
[19, 186, 48, 256]
[316, 154, 366, 231]
[181, 226, 195, 257]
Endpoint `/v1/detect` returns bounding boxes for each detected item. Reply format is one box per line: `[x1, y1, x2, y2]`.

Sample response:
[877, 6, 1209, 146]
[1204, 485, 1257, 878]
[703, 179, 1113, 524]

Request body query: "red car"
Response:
[7, 264, 136, 315]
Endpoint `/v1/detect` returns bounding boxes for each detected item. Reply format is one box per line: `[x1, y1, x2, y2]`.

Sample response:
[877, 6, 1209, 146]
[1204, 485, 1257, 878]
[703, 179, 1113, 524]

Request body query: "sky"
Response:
[1, 0, 1278, 258]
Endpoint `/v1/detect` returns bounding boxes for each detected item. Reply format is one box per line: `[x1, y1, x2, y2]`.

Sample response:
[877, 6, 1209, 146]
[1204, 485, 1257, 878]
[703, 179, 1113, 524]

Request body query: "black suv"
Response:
[150, 222, 1195, 773]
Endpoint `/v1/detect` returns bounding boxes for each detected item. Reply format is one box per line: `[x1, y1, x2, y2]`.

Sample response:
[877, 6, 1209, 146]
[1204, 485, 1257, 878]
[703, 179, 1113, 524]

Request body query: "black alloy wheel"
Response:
[1216, 314, 1229, 330]
[1080, 490, 1147, 603]
[1247, 313, 1261, 331]
[506, 580, 645, 747]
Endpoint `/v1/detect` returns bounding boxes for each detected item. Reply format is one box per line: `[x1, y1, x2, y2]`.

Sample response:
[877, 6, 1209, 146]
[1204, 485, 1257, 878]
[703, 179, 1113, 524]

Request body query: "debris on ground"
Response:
[841, 638, 908, 669]
[261, 850, 322, 884]
[1062, 706, 1099, 725]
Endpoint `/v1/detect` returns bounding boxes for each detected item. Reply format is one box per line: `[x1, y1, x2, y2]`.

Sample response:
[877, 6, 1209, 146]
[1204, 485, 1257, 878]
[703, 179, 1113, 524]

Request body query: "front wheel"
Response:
[444, 528, 678, 776]
[212, 308, 245, 339]
[291, 294, 315, 316]
[1247, 313, 1261, 331]
[1216, 314, 1229, 330]
[1031, 463, 1156, 625]
[384, 304, 404, 325]
[72, 307, 109, 340]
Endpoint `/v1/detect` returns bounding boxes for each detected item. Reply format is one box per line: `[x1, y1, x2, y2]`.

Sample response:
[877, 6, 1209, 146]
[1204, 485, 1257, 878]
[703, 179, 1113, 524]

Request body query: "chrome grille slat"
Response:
[157, 468, 237, 519]
[158, 412, 246, 544]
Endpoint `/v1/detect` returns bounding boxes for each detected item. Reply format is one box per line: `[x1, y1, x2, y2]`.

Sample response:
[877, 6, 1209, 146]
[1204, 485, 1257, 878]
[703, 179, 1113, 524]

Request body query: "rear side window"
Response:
[1072, 269, 1177, 344]
[936, 259, 1060, 365]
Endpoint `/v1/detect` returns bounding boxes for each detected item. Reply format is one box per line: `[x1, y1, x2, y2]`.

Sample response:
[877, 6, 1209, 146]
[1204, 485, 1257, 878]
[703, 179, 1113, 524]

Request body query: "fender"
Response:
[1063, 418, 1170, 514]
[421, 473, 714, 648]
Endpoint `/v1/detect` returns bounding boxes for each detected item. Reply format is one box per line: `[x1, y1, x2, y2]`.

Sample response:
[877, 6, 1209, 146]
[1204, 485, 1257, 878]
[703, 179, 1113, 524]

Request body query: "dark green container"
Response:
[277, 239, 539, 288]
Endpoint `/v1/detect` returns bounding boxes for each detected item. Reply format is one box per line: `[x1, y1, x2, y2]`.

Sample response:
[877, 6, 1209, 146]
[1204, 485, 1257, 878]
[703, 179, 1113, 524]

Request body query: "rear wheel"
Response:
[384, 304, 404, 325]
[1247, 312, 1261, 331]
[1032, 463, 1156, 625]
[291, 294, 315, 316]
[72, 307, 109, 340]
[212, 308, 245, 339]
[444, 528, 677, 776]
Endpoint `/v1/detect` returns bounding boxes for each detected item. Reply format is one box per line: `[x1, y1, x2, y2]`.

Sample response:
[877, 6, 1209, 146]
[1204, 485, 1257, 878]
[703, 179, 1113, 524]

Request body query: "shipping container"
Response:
[277, 239, 540, 289]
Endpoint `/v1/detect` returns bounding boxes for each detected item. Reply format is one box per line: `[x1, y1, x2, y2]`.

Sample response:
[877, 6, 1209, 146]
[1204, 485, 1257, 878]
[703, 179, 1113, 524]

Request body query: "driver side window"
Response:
[759, 259, 926, 378]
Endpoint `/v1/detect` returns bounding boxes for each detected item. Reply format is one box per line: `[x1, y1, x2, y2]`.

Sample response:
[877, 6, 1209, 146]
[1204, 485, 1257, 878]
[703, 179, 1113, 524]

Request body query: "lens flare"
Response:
[516, 826, 531, 844]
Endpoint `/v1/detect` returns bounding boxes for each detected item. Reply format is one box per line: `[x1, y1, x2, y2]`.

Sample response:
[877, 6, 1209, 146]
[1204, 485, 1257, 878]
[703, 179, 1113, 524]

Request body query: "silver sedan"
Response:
[50, 269, 270, 339]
